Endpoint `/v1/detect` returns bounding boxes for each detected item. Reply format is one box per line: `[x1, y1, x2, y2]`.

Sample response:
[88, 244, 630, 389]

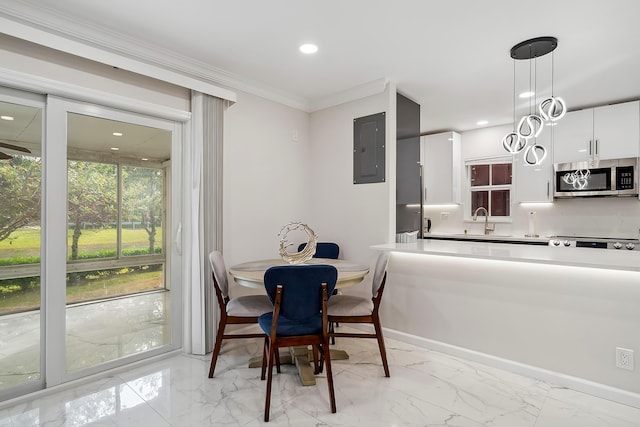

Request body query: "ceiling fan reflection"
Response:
[0, 142, 32, 160]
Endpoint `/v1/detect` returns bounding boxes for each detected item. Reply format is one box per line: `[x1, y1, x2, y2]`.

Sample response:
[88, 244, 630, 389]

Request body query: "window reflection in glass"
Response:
[470, 165, 490, 186]
[122, 167, 163, 257]
[492, 164, 512, 185]
[491, 190, 511, 216]
[471, 191, 489, 214]
[0, 99, 42, 392]
[67, 161, 118, 261]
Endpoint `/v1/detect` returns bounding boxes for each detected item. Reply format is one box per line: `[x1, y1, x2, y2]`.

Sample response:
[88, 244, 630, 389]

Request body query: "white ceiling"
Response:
[2, 0, 640, 134]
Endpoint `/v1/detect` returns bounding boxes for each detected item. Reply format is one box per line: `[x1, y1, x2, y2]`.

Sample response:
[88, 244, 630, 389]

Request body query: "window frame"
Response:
[64, 154, 167, 286]
[464, 156, 514, 223]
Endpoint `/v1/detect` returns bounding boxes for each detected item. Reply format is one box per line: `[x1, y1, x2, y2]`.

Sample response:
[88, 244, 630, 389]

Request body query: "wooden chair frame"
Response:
[260, 283, 336, 422]
[328, 271, 390, 377]
[208, 269, 267, 378]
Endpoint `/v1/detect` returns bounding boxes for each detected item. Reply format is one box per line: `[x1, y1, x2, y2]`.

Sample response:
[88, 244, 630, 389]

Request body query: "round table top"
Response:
[229, 258, 370, 289]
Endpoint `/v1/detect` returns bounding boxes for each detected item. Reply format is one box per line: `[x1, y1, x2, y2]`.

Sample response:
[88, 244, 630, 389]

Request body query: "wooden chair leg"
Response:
[260, 336, 269, 380]
[275, 348, 281, 373]
[311, 345, 320, 374]
[323, 337, 336, 413]
[373, 315, 390, 377]
[264, 338, 276, 422]
[317, 344, 325, 374]
[329, 321, 336, 345]
[208, 319, 226, 378]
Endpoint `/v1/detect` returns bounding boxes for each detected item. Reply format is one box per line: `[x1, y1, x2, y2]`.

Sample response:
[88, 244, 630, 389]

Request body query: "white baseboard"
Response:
[380, 327, 640, 409]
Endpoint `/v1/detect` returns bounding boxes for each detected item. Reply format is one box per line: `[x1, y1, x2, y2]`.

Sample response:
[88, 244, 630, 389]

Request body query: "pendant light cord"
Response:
[529, 43, 533, 116]
[551, 51, 555, 97]
[512, 58, 516, 128]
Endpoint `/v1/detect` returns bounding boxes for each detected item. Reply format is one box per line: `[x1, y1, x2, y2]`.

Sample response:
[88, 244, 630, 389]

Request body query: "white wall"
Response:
[308, 88, 394, 298]
[222, 85, 396, 302]
[222, 90, 312, 295]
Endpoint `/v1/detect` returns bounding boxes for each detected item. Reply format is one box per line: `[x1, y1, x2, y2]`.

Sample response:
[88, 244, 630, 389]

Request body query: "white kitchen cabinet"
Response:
[594, 101, 640, 160]
[553, 100, 639, 164]
[514, 129, 553, 202]
[421, 131, 461, 204]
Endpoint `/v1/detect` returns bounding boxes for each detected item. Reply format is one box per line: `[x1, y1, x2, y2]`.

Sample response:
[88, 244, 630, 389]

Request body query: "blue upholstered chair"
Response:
[297, 242, 340, 343]
[208, 251, 273, 378]
[259, 264, 338, 422]
[327, 252, 391, 377]
[297, 242, 340, 259]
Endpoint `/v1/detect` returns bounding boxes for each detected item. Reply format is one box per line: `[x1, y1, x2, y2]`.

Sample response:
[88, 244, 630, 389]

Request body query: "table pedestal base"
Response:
[248, 346, 349, 386]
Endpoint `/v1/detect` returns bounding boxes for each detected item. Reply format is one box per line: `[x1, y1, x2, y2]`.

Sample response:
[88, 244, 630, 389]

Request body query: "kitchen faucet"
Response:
[472, 206, 495, 235]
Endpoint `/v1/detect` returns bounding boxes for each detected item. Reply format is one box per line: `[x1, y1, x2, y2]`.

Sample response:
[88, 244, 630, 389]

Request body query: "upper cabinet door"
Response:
[514, 128, 553, 203]
[594, 101, 640, 160]
[422, 131, 461, 204]
[553, 101, 640, 164]
[552, 108, 593, 164]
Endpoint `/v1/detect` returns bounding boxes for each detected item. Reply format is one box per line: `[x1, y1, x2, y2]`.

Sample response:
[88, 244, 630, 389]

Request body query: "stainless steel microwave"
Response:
[554, 157, 638, 198]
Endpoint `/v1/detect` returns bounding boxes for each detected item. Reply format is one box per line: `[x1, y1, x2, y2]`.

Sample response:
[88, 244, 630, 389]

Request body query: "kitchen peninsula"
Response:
[375, 238, 640, 271]
[373, 239, 640, 408]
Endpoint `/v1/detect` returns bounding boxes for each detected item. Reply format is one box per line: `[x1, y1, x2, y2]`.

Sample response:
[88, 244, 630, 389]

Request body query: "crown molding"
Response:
[0, 2, 315, 110]
[0, 2, 389, 113]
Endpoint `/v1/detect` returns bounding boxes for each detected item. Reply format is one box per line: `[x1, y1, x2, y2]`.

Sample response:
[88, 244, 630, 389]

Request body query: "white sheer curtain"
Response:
[188, 91, 224, 355]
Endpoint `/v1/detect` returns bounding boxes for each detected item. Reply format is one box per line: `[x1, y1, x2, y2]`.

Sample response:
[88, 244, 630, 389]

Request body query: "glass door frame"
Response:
[0, 87, 46, 400]
[45, 96, 183, 387]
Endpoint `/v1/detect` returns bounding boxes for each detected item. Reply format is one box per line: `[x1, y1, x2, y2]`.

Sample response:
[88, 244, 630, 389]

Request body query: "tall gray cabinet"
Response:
[396, 93, 421, 235]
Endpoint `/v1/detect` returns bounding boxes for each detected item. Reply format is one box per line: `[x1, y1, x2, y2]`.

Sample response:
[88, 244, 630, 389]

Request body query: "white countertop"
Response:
[373, 239, 640, 272]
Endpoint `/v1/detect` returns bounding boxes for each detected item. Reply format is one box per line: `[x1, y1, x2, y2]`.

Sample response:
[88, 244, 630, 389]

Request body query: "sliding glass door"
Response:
[57, 100, 181, 381]
[64, 111, 175, 375]
[0, 88, 183, 400]
[0, 89, 45, 399]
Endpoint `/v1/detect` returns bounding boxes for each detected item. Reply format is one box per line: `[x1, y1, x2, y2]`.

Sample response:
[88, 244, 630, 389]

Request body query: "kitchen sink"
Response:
[425, 233, 549, 246]
[448, 233, 512, 238]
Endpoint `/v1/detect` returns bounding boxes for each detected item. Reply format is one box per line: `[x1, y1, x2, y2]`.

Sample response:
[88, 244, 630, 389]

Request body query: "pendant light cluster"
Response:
[502, 37, 566, 166]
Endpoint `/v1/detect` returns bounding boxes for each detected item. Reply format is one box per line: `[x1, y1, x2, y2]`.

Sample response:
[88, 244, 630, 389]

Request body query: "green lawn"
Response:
[0, 227, 166, 315]
[0, 227, 163, 259]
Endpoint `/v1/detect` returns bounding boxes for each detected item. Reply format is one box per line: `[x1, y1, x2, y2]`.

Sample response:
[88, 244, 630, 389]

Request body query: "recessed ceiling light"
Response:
[141, 158, 149, 161]
[477, 120, 489, 126]
[299, 43, 318, 54]
[1, 115, 14, 121]
[110, 147, 120, 151]
[112, 132, 123, 137]
[519, 91, 535, 99]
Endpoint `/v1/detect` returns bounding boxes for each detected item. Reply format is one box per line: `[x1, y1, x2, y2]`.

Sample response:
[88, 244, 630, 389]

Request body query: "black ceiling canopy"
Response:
[510, 36, 558, 60]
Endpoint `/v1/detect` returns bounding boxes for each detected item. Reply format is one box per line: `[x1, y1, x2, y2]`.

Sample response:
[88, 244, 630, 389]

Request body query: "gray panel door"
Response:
[353, 112, 385, 184]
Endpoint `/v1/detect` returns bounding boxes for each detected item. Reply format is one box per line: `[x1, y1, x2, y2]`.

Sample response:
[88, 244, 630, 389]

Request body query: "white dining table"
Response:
[228, 257, 370, 386]
[229, 258, 370, 289]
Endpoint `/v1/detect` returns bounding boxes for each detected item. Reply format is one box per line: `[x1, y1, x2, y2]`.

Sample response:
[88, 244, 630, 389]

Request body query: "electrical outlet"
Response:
[616, 347, 634, 371]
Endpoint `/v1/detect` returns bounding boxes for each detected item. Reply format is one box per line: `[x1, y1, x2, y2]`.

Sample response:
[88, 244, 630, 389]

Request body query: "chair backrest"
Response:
[372, 252, 390, 297]
[264, 264, 337, 320]
[297, 242, 340, 259]
[209, 250, 229, 299]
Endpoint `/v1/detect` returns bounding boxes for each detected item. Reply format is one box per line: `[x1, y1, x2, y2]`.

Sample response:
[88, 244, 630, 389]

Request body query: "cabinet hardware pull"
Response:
[595, 139, 599, 155]
[589, 140, 593, 156]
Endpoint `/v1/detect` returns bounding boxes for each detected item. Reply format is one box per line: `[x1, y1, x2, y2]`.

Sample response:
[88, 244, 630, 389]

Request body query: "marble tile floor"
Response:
[0, 292, 171, 388]
[1, 327, 639, 426]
